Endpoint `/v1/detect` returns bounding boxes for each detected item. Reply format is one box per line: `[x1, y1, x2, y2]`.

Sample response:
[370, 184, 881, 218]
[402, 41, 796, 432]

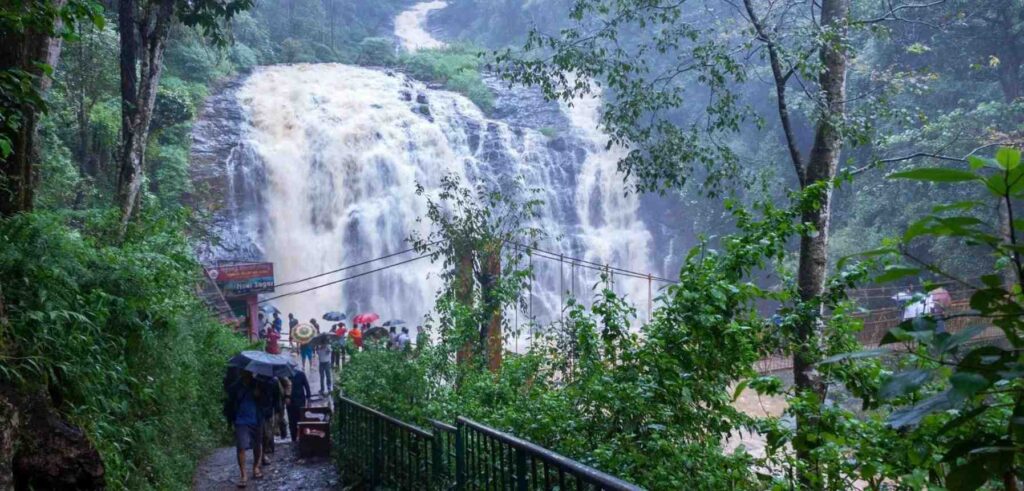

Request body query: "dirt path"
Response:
[193, 348, 340, 490]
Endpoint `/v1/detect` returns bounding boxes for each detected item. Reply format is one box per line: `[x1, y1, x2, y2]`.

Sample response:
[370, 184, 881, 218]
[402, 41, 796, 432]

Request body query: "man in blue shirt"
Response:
[272, 312, 283, 334]
[226, 371, 264, 486]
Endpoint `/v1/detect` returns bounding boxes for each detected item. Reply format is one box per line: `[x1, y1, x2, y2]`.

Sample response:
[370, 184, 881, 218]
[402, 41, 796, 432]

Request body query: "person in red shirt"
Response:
[331, 323, 347, 367]
[349, 325, 363, 351]
[265, 328, 281, 355]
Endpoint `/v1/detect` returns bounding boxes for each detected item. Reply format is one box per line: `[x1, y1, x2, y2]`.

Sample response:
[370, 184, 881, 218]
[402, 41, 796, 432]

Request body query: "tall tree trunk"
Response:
[117, 0, 175, 236]
[792, 0, 849, 486]
[0, 0, 67, 217]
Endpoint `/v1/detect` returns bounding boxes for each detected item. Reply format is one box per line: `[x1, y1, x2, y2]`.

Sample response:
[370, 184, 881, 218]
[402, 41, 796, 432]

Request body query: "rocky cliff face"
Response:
[188, 76, 266, 263]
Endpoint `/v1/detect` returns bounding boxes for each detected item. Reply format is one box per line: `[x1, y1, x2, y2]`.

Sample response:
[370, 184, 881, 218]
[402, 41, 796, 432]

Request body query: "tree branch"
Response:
[743, 0, 806, 186]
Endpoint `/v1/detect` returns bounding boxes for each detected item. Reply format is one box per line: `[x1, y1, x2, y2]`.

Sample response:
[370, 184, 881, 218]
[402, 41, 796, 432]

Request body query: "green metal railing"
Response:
[337, 396, 438, 489]
[335, 396, 643, 490]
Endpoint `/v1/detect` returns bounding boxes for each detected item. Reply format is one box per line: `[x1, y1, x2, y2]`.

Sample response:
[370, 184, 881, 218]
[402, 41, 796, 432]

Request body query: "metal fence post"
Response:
[371, 414, 382, 486]
[431, 431, 443, 487]
[515, 447, 528, 491]
[455, 423, 466, 491]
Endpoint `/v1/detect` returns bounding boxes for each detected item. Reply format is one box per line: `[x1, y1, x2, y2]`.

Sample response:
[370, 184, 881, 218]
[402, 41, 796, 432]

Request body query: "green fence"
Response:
[335, 395, 643, 490]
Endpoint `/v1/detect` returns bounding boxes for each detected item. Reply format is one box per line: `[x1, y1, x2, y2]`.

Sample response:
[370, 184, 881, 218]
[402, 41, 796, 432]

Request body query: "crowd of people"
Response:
[226, 310, 418, 485]
[222, 363, 310, 487]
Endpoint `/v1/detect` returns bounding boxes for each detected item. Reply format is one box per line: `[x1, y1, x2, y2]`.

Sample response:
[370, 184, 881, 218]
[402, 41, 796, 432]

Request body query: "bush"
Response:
[0, 210, 250, 490]
[400, 46, 494, 112]
[356, 37, 397, 67]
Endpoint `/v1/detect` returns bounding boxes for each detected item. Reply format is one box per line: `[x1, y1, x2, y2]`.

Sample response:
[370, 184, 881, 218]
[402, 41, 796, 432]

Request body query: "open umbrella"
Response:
[259, 304, 281, 316]
[227, 351, 293, 378]
[382, 319, 406, 327]
[292, 324, 316, 344]
[353, 312, 379, 325]
[309, 332, 336, 347]
[364, 326, 389, 341]
[323, 311, 347, 322]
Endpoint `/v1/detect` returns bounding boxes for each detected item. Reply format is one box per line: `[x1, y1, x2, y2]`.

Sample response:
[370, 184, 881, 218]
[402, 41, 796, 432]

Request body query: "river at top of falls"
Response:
[201, 2, 659, 338]
[394, 1, 448, 52]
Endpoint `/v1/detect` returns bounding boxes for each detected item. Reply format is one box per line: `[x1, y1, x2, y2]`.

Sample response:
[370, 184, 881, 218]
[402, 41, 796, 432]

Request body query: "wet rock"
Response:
[399, 91, 412, 101]
[547, 137, 568, 152]
[415, 93, 428, 104]
[417, 104, 433, 121]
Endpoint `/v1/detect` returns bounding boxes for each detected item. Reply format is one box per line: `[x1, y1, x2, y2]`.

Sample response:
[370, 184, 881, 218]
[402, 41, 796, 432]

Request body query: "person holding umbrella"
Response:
[224, 370, 265, 486]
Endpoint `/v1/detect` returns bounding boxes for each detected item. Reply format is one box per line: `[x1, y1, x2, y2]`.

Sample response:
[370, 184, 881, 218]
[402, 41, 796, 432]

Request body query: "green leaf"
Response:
[874, 266, 920, 283]
[950, 371, 990, 397]
[889, 168, 980, 182]
[0, 137, 11, 158]
[818, 347, 892, 365]
[995, 147, 1021, 170]
[935, 325, 986, 354]
[878, 369, 933, 400]
[986, 173, 1008, 196]
[967, 156, 990, 170]
[887, 390, 963, 428]
[945, 458, 989, 491]
[731, 379, 749, 402]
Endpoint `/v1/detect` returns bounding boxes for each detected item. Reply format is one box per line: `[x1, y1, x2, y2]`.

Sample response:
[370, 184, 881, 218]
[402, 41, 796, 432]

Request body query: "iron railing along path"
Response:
[336, 396, 439, 489]
[335, 395, 643, 490]
[454, 416, 642, 491]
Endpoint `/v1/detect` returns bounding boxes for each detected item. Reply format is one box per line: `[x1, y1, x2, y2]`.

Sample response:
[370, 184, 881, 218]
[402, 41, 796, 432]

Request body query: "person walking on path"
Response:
[286, 369, 311, 442]
[349, 325, 363, 352]
[287, 313, 299, 347]
[264, 328, 281, 355]
[316, 342, 333, 395]
[397, 327, 410, 350]
[332, 323, 346, 368]
[224, 371, 264, 486]
[310, 318, 321, 334]
[259, 376, 282, 465]
[275, 376, 290, 440]
[272, 312, 283, 334]
[299, 340, 314, 372]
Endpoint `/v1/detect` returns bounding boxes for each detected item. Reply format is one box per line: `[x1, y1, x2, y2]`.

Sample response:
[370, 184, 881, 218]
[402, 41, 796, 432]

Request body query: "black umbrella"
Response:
[364, 326, 389, 341]
[308, 332, 336, 347]
[323, 311, 347, 321]
[382, 319, 406, 327]
[227, 351, 294, 378]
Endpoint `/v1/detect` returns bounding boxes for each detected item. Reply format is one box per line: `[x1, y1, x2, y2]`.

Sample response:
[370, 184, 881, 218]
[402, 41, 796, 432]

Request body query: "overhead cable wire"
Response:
[261, 254, 431, 305]
[217, 254, 432, 317]
[272, 242, 437, 289]
[515, 243, 679, 284]
[505, 240, 678, 284]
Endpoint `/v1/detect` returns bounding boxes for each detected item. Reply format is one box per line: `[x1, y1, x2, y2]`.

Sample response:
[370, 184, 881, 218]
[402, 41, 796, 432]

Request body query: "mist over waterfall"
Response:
[195, 61, 664, 332]
[188, 0, 673, 335]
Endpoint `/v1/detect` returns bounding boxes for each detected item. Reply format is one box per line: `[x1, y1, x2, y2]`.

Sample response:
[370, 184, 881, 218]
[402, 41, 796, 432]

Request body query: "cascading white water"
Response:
[210, 2, 661, 337]
[394, 1, 448, 52]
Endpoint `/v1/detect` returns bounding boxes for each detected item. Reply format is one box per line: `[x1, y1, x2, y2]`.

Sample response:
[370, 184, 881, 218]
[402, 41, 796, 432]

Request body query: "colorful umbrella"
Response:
[353, 312, 379, 325]
[292, 324, 316, 344]
[323, 311, 347, 321]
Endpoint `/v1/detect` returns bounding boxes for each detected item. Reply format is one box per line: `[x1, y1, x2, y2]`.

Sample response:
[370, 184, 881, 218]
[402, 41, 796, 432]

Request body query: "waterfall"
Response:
[208, 62, 661, 334]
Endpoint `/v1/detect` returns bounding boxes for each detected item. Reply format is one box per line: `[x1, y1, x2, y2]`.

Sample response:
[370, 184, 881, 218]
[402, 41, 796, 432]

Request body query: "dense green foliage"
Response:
[401, 46, 495, 112]
[0, 210, 249, 489]
[342, 152, 1023, 490]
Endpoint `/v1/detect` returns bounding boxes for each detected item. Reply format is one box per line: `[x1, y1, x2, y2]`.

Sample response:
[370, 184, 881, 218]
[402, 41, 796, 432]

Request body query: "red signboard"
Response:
[207, 263, 275, 296]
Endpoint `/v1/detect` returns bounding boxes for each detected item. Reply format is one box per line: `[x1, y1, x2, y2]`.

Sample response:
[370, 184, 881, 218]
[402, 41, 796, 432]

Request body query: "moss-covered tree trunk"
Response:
[0, 0, 66, 217]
